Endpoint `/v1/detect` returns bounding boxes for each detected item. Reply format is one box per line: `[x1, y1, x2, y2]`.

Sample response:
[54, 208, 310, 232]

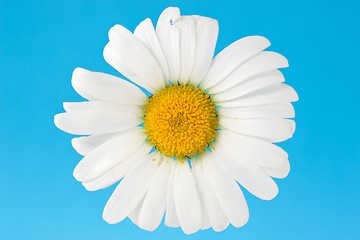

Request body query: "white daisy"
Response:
[54, 7, 298, 234]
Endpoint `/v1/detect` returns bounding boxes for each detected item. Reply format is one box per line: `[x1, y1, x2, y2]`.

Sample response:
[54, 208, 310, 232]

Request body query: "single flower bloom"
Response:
[55, 7, 298, 234]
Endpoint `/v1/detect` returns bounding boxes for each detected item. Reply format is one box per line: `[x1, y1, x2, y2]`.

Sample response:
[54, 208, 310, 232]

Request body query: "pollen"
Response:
[144, 85, 218, 159]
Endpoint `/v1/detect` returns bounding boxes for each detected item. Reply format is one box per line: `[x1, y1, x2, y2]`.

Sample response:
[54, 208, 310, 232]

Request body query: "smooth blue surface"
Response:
[0, 0, 359, 239]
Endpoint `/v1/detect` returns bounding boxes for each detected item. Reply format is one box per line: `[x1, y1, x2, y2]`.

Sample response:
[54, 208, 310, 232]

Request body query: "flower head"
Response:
[55, 7, 298, 234]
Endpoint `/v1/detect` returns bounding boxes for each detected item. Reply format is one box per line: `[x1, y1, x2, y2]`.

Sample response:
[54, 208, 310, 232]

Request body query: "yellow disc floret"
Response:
[144, 85, 218, 159]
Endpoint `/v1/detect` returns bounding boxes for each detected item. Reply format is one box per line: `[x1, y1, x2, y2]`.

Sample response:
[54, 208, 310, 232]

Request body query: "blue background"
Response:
[0, 0, 359, 239]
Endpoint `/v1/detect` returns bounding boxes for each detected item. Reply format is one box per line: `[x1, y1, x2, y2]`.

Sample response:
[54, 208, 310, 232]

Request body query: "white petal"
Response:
[139, 157, 173, 231]
[54, 109, 142, 135]
[192, 160, 230, 232]
[201, 36, 270, 89]
[217, 129, 288, 168]
[63, 101, 143, 116]
[71, 68, 147, 105]
[217, 83, 298, 108]
[173, 16, 196, 85]
[73, 128, 146, 181]
[134, 18, 170, 80]
[103, 151, 161, 224]
[81, 142, 152, 191]
[189, 16, 219, 87]
[218, 103, 295, 119]
[164, 162, 179, 228]
[72, 132, 122, 156]
[261, 158, 290, 179]
[212, 70, 284, 102]
[103, 42, 153, 92]
[208, 51, 288, 94]
[63, 101, 104, 112]
[156, 7, 181, 82]
[104, 25, 166, 93]
[200, 211, 211, 230]
[128, 196, 145, 226]
[213, 146, 279, 200]
[173, 160, 202, 234]
[200, 151, 249, 227]
[219, 118, 296, 143]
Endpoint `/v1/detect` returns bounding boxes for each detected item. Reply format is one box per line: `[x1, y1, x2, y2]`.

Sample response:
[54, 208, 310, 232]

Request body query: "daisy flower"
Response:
[54, 7, 298, 234]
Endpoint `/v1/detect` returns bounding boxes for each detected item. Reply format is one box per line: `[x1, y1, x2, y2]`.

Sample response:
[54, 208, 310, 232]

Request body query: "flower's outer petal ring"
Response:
[73, 128, 146, 182]
[213, 146, 279, 200]
[173, 160, 202, 234]
[104, 25, 166, 93]
[81, 142, 152, 191]
[201, 36, 270, 89]
[134, 18, 170, 81]
[71, 68, 147, 105]
[156, 7, 181, 83]
[217, 103, 295, 119]
[54, 109, 142, 136]
[103, 152, 161, 224]
[138, 158, 173, 231]
[189, 16, 219, 87]
[200, 152, 249, 228]
[219, 118, 296, 143]
[208, 51, 288, 94]
[212, 70, 285, 102]
[217, 129, 288, 169]
[216, 83, 298, 108]
[192, 160, 230, 232]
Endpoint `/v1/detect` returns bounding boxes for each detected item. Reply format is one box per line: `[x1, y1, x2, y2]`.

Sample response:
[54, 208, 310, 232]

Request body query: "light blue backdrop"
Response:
[0, 0, 359, 239]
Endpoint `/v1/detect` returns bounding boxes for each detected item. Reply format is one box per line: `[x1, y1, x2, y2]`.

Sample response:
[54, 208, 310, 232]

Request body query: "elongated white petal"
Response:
[63, 101, 106, 112]
[139, 158, 173, 231]
[173, 160, 202, 234]
[261, 158, 290, 179]
[174, 16, 196, 84]
[200, 211, 211, 230]
[134, 18, 170, 80]
[212, 70, 284, 102]
[208, 51, 288, 94]
[73, 128, 146, 181]
[104, 25, 166, 93]
[128, 196, 145, 226]
[213, 146, 278, 200]
[72, 132, 123, 156]
[218, 103, 295, 119]
[200, 152, 249, 227]
[103, 151, 161, 224]
[54, 109, 142, 135]
[189, 16, 219, 86]
[156, 7, 181, 82]
[192, 160, 230, 232]
[201, 36, 270, 89]
[81, 142, 152, 191]
[103, 42, 153, 92]
[71, 68, 147, 105]
[219, 118, 296, 143]
[165, 162, 179, 228]
[217, 83, 298, 108]
[217, 130, 288, 168]
[63, 101, 143, 116]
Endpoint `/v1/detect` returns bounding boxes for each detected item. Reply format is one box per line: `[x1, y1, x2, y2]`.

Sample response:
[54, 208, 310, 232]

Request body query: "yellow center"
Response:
[144, 85, 218, 158]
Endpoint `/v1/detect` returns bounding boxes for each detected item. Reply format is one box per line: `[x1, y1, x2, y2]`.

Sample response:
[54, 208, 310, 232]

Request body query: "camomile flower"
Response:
[54, 7, 298, 234]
